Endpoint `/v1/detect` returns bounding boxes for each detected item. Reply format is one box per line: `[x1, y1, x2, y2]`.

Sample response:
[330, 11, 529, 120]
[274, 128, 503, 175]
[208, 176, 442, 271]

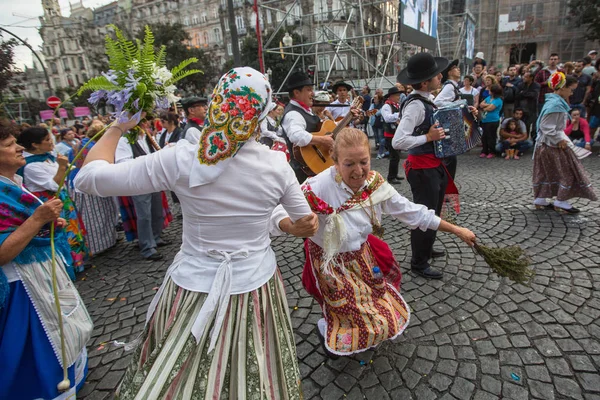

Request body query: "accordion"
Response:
[432, 100, 482, 158]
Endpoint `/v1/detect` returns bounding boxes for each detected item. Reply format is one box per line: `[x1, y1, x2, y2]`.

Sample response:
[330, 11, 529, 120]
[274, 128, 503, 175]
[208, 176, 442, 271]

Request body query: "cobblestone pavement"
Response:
[75, 150, 600, 400]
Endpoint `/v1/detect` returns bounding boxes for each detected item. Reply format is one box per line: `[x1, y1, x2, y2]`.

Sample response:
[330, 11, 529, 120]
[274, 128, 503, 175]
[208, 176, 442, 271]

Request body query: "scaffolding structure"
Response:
[258, 0, 412, 93]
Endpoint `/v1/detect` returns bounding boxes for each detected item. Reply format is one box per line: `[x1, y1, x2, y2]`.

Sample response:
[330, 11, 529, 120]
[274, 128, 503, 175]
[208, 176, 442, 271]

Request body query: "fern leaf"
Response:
[77, 76, 120, 96]
[166, 69, 203, 85]
[170, 58, 198, 77]
[139, 25, 156, 76]
[155, 46, 167, 68]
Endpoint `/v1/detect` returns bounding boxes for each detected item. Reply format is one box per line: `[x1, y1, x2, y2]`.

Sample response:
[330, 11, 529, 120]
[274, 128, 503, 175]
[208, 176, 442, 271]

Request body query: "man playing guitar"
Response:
[281, 72, 334, 183]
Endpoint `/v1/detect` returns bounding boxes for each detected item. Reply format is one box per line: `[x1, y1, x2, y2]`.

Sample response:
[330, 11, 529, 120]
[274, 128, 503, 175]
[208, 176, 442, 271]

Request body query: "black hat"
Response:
[384, 86, 402, 99]
[286, 71, 313, 92]
[397, 53, 450, 85]
[441, 59, 460, 83]
[181, 96, 208, 111]
[332, 80, 353, 93]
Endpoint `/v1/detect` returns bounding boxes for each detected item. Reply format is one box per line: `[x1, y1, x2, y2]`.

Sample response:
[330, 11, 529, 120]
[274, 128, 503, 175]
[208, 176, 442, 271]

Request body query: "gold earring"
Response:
[335, 172, 343, 184]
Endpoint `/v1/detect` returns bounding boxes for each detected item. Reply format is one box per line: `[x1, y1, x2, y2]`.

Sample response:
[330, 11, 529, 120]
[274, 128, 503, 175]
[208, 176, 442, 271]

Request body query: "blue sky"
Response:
[1, 0, 113, 68]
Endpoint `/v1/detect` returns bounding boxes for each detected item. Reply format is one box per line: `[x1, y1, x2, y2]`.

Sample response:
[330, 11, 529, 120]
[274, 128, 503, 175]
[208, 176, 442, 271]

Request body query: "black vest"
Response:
[158, 127, 183, 148]
[382, 102, 400, 134]
[182, 119, 202, 141]
[280, 102, 321, 163]
[130, 136, 156, 158]
[400, 94, 437, 156]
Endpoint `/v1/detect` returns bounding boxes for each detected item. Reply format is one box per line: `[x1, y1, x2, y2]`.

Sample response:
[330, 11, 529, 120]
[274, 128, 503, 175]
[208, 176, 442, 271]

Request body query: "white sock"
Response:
[554, 200, 572, 209]
[318, 318, 327, 337]
[534, 198, 549, 206]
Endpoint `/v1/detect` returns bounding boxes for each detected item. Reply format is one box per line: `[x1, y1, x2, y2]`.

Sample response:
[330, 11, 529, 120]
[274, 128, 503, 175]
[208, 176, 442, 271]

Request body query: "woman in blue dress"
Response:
[0, 120, 93, 399]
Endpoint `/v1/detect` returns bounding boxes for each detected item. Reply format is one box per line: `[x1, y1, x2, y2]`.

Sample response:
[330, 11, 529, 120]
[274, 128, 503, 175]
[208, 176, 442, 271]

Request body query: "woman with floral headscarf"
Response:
[75, 67, 318, 399]
[532, 72, 597, 214]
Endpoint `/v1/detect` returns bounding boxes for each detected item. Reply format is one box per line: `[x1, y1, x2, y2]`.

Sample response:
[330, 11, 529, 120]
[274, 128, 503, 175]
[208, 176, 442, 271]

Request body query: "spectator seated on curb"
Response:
[495, 108, 533, 156]
[565, 108, 593, 151]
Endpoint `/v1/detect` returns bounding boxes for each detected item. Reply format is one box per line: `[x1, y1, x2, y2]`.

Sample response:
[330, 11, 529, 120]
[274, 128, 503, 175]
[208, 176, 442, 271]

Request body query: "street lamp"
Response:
[282, 32, 293, 47]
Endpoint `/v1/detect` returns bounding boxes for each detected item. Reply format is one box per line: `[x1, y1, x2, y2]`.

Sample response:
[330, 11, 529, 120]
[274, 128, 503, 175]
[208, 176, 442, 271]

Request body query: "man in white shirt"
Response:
[280, 71, 334, 183]
[394, 53, 450, 280]
[180, 97, 208, 145]
[327, 81, 353, 121]
[115, 120, 169, 261]
[381, 86, 404, 184]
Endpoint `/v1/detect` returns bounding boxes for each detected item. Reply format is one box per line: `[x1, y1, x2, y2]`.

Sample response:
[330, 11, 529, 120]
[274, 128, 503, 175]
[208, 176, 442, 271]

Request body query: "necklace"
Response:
[348, 188, 385, 239]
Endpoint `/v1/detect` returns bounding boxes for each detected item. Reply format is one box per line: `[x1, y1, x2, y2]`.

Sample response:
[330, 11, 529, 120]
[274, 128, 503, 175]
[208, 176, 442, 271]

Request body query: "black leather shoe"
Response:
[145, 252, 163, 261]
[156, 239, 173, 247]
[431, 249, 445, 258]
[388, 177, 402, 184]
[395, 176, 405, 180]
[412, 266, 443, 279]
[554, 206, 580, 214]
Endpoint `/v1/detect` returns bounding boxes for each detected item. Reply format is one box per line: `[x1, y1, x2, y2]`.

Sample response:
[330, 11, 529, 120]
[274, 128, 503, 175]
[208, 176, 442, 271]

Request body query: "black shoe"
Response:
[115, 222, 124, 232]
[395, 176, 405, 180]
[156, 239, 173, 247]
[145, 252, 163, 261]
[388, 177, 402, 184]
[412, 266, 443, 279]
[316, 327, 339, 359]
[554, 206, 580, 214]
[431, 249, 445, 258]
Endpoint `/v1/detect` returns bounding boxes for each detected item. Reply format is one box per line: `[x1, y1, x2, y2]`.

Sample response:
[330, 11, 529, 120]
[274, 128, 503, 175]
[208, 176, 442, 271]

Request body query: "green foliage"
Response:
[0, 32, 22, 99]
[474, 243, 534, 285]
[76, 76, 119, 97]
[568, 0, 600, 41]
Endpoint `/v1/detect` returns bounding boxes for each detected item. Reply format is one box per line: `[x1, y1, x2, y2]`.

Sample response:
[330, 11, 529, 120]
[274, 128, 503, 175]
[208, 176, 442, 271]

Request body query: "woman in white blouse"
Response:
[75, 67, 318, 399]
[297, 128, 476, 357]
[17, 127, 89, 278]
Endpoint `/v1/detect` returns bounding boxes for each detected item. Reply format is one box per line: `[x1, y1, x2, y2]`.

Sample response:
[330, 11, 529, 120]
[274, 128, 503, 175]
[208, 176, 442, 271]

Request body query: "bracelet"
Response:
[109, 125, 125, 135]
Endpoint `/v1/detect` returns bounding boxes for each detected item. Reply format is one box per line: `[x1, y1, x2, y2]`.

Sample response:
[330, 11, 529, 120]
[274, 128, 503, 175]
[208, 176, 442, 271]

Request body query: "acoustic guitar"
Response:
[294, 97, 375, 175]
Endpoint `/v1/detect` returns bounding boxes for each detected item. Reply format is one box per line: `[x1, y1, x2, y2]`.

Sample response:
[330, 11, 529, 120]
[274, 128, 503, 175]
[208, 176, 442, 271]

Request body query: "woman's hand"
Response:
[585, 143, 592, 151]
[57, 154, 69, 170]
[455, 227, 476, 247]
[280, 214, 319, 237]
[56, 218, 67, 228]
[112, 112, 147, 134]
[558, 140, 568, 150]
[32, 198, 63, 225]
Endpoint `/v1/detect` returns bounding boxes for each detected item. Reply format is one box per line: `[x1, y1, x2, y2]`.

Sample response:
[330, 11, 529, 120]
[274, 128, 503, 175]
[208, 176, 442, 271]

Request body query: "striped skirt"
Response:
[116, 271, 302, 400]
[71, 191, 118, 256]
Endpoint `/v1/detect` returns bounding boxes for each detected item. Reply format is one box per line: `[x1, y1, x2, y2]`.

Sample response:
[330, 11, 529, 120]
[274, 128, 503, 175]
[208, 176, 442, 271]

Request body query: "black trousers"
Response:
[443, 155, 457, 180]
[385, 136, 400, 180]
[481, 121, 499, 154]
[407, 165, 448, 270]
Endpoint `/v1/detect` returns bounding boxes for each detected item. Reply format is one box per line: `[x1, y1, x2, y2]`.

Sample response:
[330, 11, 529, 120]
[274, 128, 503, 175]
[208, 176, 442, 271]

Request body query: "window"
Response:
[318, 55, 331, 71]
[334, 54, 347, 70]
[79, 56, 85, 69]
[59, 41, 65, 53]
[213, 27, 221, 42]
[51, 62, 58, 74]
[75, 74, 80, 86]
[62, 58, 70, 71]
[225, 20, 230, 31]
[351, 55, 358, 70]
[195, 33, 201, 46]
[235, 15, 244, 29]
[313, 0, 327, 21]
[203, 32, 209, 44]
[71, 57, 77, 68]
[266, 9, 272, 24]
[227, 43, 232, 55]
[286, 4, 301, 24]
[213, 9, 219, 19]
[54, 78, 61, 88]
[192, 15, 199, 25]
[201, 12, 207, 23]
[183, 17, 190, 26]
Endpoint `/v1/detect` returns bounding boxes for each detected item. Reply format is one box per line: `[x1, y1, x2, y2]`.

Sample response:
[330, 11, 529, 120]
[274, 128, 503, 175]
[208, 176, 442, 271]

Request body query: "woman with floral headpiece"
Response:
[276, 128, 476, 357]
[532, 72, 597, 214]
[75, 67, 318, 398]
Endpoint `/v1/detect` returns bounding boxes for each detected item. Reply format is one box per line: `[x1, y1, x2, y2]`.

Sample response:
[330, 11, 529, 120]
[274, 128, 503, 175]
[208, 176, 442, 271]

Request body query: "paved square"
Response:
[75, 151, 600, 399]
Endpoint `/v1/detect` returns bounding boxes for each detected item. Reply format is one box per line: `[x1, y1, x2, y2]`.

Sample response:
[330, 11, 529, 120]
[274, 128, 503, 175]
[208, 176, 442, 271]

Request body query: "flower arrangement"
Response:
[77, 24, 202, 142]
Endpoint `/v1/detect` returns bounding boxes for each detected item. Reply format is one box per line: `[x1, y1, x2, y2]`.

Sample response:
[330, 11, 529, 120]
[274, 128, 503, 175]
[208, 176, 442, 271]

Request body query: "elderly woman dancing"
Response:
[76, 67, 318, 399]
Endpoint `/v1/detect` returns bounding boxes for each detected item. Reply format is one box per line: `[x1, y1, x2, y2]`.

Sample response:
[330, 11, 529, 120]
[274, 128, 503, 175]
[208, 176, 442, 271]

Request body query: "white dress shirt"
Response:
[22, 152, 59, 193]
[327, 99, 351, 120]
[184, 127, 202, 145]
[381, 103, 400, 124]
[536, 112, 569, 148]
[115, 135, 152, 164]
[281, 100, 317, 147]
[434, 80, 460, 107]
[392, 90, 434, 151]
[459, 86, 479, 98]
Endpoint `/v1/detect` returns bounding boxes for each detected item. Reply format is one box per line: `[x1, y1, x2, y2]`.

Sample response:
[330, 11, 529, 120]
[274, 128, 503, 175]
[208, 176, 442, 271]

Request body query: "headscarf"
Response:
[548, 71, 566, 91]
[190, 67, 272, 187]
